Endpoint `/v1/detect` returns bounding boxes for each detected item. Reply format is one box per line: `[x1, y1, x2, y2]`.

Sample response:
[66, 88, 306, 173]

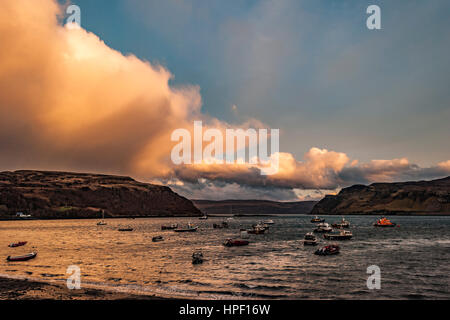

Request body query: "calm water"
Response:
[0, 216, 449, 299]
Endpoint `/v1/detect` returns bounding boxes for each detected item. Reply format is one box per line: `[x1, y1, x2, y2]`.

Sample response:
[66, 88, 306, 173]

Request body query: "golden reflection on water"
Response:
[0, 216, 449, 299]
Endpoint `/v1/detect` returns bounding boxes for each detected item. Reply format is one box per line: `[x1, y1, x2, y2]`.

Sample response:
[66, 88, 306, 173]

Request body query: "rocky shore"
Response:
[0, 277, 163, 300]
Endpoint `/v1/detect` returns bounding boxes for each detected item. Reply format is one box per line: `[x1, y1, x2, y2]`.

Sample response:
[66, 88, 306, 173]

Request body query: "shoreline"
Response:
[1, 212, 450, 221]
[0, 276, 169, 300]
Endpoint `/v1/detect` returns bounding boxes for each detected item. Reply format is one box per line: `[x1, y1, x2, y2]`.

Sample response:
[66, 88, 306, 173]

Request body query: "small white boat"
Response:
[97, 210, 107, 225]
[313, 222, 332, 233]
[303, 232, 318, 246]
[263, 219, 274, 225]
[199, 215, 208, 220]
[174, 223, 198, 232]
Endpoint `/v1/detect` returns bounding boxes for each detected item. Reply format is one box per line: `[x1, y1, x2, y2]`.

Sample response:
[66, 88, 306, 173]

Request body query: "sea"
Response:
[0, 215, 449, 299]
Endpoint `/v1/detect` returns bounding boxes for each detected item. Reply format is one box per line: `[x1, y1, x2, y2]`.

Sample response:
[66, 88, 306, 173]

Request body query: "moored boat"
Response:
[303, 232, 318, 246]
[247, 224, 267, 234]
[324, 230, 353, 240]
[118, 228, 133, 232]
[8, 241, 27, 248]
[6, 252, 37, 262]
[374, 217, 397, 227]
[332, 217, 350, 229]
[223, 238, 249, 247]
[314, 245, 340, 256]
[313, 222, 332, 233]
[152, 236, 164, 242]
[174, 223, 198, 232]
[311, 216, 325, 223]
[199, 215, 208, 220]
[192, 251, 204, 264]
[161, 224, 178, 230]
[263, 219, 274, 225]
[97, 210, 107, 225]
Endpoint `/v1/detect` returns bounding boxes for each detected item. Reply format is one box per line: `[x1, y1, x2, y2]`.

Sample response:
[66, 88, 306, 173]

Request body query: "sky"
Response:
[0, 0, 449, 201]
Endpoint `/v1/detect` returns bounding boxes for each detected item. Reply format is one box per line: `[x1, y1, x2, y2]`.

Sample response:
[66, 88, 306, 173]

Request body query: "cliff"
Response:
[311, 176, 450, 215]
[193, 199, 317, 215]
[0, 170, 201, 218]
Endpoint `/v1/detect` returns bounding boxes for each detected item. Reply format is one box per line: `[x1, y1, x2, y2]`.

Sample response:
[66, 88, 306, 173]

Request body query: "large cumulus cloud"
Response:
[0, 0, 449, 201]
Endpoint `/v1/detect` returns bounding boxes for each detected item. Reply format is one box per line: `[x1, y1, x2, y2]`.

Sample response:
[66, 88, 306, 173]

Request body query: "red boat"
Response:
[314, 245, 340, 256]
[374, 217, 397, 227]
[223, 239, 249, 247]
[6, 252, 37, 262]
[8, 241, 27, 248]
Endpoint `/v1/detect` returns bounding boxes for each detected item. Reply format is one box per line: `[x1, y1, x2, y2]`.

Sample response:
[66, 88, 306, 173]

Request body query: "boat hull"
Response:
[223, 239, 249, 247]
[8, 241, 27, 248]
[373, 223, 396, 227]
[161, 225, 178, 230]
[313, 229, 332, 233]
[174, 227, 198, 232]
[7, 252, 37, 262]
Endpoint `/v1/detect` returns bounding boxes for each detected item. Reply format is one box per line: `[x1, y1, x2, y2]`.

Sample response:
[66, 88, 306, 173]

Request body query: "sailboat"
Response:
[97, 210, 107, 225]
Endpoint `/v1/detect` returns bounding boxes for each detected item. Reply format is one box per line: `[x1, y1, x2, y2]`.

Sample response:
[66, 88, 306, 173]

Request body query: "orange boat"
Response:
[374, 217, 397, 227]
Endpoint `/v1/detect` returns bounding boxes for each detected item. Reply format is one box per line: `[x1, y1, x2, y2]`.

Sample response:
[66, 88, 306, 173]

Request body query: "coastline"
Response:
[0, 276, 168, 300]
[2, 212, 450, 221]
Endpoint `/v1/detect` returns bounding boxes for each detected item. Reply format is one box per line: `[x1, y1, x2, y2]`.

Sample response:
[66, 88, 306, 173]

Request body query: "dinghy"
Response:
[6, 252, 37, 262]
[8, 241, 27, 248]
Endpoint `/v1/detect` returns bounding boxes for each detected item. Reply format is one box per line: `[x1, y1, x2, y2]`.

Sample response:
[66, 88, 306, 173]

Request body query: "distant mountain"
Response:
[192, 199, 318, 215]
[311, 176, 450, 215]
[0, 170, 201, 219]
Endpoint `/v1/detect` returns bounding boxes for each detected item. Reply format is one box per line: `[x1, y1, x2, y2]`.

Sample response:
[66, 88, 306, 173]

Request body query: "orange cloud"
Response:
[0, 0, 449, 201]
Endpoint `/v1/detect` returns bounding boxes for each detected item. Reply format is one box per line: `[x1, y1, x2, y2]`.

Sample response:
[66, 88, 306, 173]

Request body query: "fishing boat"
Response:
[174, 223, 198, 232]
[199, 215, 208, 220]
[314, 245, 340, 256]
[118, 227, 133, 232]
[8, 241, 27, 248]
[161, 223, 178, 230]
[6, 252, 37, 262]
[303, 232, 318, 246]
[223, 238, 249, 247]
[313, 222, 332, 233]
[332, 217, 350, 229]
[311, 216, 325, 223]
[192, 251, 204, 264]
[97, 210, 107, 225]
[324, 230, 353, 240]
[247, 224, 267, 234]
[152, 236, 164, 242]
[373, 217, 397, 227]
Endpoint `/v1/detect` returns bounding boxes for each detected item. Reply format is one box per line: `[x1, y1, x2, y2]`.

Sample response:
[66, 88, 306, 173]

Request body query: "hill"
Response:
[311, 176, 450, 215]
[0, 170, 201, 219]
